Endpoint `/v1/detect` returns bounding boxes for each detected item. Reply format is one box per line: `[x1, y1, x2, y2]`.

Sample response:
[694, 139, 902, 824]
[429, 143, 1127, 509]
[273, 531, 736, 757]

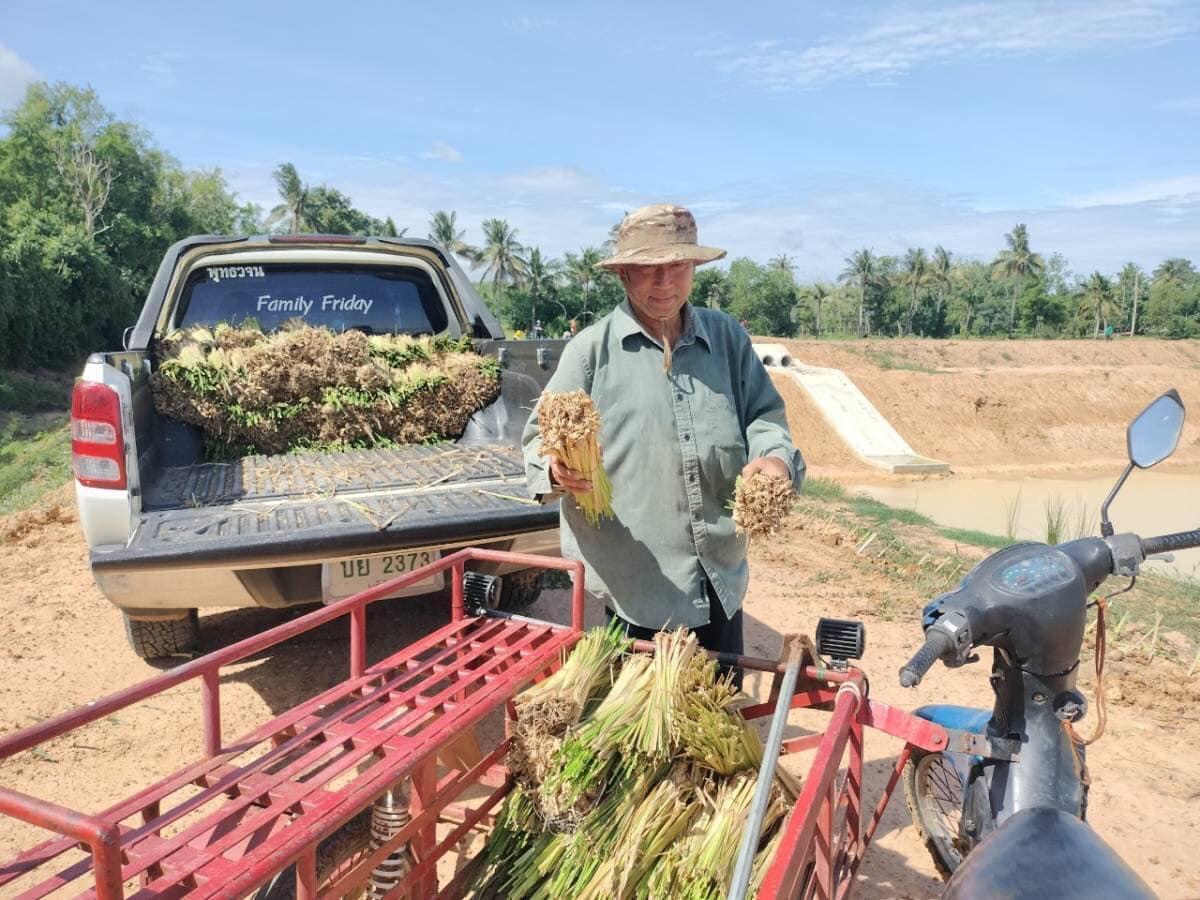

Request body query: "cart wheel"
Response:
[499, 568, 545, 611]
[123, 611, 200, 660]
[903, 748, 967, 878]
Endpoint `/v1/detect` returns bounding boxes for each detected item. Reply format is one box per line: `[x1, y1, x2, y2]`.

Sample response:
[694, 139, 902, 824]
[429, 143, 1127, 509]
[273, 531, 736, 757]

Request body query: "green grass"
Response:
[937, 526, 1012, 549]
[848, 494, 936, 528]
[0, 417, 72, 514]
[801, 476, 846, 501]
[860, 349, 945, 375]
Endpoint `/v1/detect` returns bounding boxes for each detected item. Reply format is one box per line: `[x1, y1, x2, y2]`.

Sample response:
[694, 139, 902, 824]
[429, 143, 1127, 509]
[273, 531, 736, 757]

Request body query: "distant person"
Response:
[533, 319, 545, 339]
[561, 319, 579, 339]
[1105, 323, 1114, 341]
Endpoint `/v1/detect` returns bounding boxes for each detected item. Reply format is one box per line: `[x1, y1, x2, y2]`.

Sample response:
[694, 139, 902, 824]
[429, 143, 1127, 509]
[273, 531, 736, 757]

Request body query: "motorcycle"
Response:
[898, 388, 1194, 899]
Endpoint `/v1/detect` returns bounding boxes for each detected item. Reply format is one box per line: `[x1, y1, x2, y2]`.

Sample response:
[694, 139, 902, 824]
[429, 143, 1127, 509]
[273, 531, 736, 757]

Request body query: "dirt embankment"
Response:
[771, 338, 1200, 478]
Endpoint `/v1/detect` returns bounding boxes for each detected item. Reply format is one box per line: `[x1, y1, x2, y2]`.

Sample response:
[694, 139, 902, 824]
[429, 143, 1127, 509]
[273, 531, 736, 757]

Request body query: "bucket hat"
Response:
[595, 204, 726, 269]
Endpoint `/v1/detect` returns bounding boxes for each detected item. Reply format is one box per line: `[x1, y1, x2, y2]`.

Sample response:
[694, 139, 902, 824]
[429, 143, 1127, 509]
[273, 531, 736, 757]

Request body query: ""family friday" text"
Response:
[255, 294, 374, 316]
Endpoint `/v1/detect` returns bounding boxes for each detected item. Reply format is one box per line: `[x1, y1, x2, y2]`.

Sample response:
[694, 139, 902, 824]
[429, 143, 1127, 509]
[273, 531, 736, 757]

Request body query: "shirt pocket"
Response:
[698, 392, 746, 488]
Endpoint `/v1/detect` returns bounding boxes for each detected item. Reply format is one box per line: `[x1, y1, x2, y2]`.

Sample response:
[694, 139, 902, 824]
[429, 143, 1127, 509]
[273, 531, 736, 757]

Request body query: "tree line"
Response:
[2, 81, 1197, 371]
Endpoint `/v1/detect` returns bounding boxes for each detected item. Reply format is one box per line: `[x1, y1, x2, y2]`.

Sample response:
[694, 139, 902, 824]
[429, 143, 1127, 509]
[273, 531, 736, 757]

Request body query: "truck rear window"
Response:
[173, 263, 450, 335]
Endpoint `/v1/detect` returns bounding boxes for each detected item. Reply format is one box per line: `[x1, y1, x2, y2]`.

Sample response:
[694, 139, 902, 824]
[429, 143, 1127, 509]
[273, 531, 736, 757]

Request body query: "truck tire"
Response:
[499, 569, 545, 611]
[123, 610, 200, 660]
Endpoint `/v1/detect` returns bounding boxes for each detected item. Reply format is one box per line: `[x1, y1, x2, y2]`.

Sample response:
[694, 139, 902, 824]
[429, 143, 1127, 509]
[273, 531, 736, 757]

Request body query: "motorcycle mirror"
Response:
[1127, 389, 1185, 469]
[1101, 389, 1186, 537]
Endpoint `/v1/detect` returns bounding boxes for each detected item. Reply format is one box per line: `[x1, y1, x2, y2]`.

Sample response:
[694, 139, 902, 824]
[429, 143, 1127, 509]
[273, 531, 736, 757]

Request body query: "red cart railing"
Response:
[0, 549, 948, 899]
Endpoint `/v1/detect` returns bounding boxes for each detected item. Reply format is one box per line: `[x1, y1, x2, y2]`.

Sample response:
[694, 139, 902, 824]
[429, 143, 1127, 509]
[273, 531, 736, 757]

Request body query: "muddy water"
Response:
[853, 472, 1200, 579]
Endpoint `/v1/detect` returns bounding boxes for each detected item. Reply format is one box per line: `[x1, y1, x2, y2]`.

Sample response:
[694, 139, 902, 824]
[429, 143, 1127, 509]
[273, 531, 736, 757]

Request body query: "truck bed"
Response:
[93, 444, 557, 571]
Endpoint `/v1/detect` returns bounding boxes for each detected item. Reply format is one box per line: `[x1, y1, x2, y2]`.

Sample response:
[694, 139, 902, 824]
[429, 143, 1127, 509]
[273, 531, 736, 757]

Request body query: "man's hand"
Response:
[549, 455, 594, 494]
[742, 455, 790, 482]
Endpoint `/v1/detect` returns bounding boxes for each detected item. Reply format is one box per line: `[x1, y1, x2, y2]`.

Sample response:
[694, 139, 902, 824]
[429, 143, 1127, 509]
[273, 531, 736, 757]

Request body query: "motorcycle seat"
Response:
[943, 807, 1153, 899]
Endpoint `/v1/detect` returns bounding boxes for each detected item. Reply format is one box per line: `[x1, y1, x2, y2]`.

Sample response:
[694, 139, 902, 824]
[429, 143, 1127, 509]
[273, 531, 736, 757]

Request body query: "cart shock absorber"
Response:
[367, 786, 415, 899]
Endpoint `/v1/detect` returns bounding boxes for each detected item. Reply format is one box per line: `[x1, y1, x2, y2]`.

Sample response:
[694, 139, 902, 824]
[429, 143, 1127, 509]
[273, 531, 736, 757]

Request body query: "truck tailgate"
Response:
[92, 444, 557, 571]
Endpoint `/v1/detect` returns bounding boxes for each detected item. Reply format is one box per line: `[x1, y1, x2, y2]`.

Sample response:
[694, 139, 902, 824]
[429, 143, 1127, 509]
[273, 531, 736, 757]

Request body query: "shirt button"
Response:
[689, 473, 696, 483]
[683, 434, 691, 442]
[676, 393, 683, 401]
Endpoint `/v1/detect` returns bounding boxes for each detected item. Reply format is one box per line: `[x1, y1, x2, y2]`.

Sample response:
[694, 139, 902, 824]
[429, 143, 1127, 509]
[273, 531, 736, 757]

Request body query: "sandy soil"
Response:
[775, 338, 1200, 478]
[2, 492, 1198, 897]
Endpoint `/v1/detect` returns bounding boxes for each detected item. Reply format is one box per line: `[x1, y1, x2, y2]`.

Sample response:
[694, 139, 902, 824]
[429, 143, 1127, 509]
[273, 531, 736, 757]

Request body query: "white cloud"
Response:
[1065, 174, 1200, 208]
[0, 43, 39, 110]
[716, 1, 1197, 90]
[503, 15, 559, 33]
[139, 51, 182, 85]
[221, 155, 1200, 280]
[420, 141, 463, 162]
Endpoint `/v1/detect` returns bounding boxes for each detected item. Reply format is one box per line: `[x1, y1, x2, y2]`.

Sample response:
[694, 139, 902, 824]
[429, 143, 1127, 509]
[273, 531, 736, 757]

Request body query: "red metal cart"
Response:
[0, 549, 952, 899]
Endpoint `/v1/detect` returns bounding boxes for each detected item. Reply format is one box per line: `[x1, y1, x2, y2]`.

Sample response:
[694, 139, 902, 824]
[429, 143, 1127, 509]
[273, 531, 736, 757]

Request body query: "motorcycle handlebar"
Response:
[1140, 529, 1200, 558]
[899, 628, 954, 688]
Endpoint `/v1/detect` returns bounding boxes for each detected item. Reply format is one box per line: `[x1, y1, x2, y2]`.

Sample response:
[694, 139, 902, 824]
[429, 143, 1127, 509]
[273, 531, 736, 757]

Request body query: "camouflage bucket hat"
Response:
[596, 204, 726, 269]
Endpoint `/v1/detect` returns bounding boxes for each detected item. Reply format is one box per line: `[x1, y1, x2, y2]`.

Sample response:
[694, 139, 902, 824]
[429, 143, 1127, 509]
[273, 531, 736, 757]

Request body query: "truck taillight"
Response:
[71, 381, 127, 489]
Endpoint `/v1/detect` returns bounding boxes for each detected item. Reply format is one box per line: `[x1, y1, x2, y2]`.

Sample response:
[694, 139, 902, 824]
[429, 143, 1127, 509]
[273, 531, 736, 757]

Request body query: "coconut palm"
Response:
[807, 282, 831, 337]
[901, 248, 928, 336]
[839, 248, 878, 337]
[265, 162, 309, 234]
[525, 247, 557, 331]
[428, 210, 478, 262]
[992, 223, 1045, 336]
[769, 254, 796, 278]
[1079, 272, 1118, 337]
[563, 247, 604, 321]
[475, 218, 528, 302]
[1153, 258, 1195, 284]
[928, 245, 953, 323]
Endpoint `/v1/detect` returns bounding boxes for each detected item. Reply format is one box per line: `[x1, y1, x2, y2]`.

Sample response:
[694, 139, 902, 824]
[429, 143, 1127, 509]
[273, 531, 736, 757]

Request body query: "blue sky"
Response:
[2, 0, 1199, 280]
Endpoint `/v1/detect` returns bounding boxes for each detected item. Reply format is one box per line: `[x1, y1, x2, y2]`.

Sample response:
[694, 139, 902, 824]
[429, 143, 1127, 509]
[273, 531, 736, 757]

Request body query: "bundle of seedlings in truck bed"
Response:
[731, 471, 796, 539]
[470, 628, 796, 899]
[150, 322, 500, 457]
[537, 389, 614, 526]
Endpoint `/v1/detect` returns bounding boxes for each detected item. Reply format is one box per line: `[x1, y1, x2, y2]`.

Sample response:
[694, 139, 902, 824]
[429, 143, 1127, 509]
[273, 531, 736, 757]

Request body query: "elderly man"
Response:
[522, 204, 804, 660]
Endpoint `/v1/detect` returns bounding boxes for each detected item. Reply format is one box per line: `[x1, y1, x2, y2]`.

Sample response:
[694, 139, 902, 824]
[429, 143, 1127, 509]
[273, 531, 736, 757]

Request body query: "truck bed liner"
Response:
[94, 444, 557, 571]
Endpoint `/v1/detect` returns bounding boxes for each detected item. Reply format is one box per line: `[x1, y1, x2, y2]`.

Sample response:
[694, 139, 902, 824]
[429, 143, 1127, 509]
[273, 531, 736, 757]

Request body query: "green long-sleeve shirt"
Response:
[522, 301, 804, 629]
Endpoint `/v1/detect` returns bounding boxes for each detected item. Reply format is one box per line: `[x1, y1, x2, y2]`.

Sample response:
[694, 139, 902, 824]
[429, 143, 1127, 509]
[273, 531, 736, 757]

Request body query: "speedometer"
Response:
[990, 551, 1075, 595]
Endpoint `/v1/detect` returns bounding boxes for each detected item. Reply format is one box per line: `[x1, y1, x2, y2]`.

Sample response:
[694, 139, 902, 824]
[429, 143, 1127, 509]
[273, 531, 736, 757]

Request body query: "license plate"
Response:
[322, 548, 443, 603]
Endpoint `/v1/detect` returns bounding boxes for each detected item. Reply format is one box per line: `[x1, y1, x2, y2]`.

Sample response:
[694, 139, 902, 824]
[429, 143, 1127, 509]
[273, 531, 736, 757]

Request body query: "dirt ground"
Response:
[2, 490, 1199, 897]
[775, 338, 1200, 480]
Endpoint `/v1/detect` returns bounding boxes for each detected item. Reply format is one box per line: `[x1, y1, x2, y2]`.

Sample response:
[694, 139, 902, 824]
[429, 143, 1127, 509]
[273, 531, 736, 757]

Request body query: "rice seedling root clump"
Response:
[470, 626, 795, 898]
[732, 471, 796, 538]
[536, 389, 614, 525]
[151, 322, 500, 457]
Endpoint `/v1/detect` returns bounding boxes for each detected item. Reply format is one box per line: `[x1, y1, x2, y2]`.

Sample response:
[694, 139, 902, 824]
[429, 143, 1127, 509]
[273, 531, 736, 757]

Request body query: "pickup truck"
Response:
[71, 234, 562, 659]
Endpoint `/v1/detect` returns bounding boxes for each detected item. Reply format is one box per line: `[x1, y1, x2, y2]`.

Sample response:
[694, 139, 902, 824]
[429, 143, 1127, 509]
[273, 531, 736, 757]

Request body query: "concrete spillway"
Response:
[754, 343, 949, 475]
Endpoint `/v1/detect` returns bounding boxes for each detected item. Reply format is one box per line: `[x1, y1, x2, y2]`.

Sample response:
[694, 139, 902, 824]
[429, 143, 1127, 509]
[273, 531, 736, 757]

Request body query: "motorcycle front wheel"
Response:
[903, 748, 968, 878]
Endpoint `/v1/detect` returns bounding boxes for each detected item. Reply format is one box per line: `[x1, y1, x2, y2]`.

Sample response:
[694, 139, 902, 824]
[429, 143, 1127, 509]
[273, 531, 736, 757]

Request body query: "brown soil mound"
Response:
[773, 338, 1200, 476]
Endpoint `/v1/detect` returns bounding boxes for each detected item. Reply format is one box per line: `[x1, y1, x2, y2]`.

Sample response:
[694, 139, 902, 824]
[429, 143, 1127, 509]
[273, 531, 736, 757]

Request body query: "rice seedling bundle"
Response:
[470, 626, 797, 899]
[536, 389, 614, 526]
[150, 322, 500, 457]
[731, 471, 796, 539]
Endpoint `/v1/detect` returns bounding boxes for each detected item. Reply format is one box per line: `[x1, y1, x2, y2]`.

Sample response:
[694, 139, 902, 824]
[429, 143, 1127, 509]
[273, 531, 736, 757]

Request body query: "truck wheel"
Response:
[123, 611, 200, 660]
[903, 748, 967, 878]
[499, 569, 545, 611]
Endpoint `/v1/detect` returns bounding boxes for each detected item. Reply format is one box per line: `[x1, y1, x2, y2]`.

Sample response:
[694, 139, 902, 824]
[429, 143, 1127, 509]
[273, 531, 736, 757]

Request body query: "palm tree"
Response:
[839, 248, 878, 337]
[475, 219, 528, 302]
[563, 247, 604, 321]
[265, 162, 309, 234]
[769, 254, 796, 278]
[901, 247, 928, 336]
[992, 223, 1044, 336]
[1153, 258, 1195, 284]
[428, 210, 478, 262]
[525, 247, 557, 331]
[807, 282, 830, 337]
[928, 245, 953, 324]
[1079, 272, 1118, 337]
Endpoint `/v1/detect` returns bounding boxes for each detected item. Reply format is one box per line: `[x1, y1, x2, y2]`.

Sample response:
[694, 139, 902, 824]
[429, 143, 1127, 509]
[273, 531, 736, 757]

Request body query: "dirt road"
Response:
[2, 493, 1198, 897]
